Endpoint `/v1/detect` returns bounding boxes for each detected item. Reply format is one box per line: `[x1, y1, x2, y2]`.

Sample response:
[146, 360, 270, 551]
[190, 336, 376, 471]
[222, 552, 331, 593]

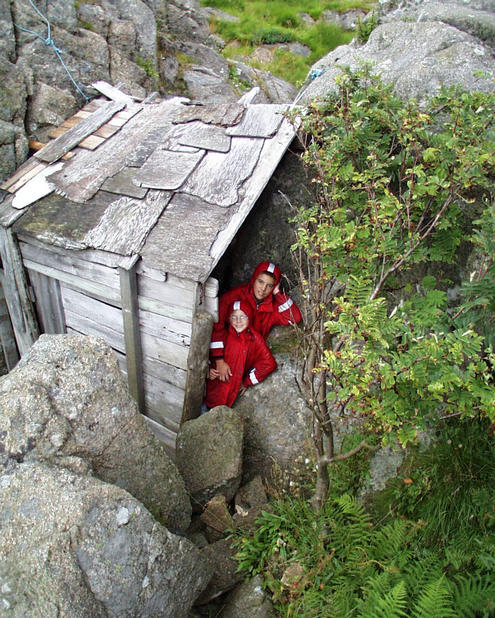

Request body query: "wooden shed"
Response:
[0, 83, 297, 452]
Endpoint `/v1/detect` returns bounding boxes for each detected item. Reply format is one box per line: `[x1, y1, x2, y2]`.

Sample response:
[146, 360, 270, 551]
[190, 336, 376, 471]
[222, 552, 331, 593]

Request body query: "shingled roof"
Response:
[0, 85, 297, 283]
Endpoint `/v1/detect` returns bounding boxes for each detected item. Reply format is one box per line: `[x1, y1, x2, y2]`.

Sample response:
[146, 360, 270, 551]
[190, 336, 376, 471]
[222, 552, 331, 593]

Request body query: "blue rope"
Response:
[15, 0, 89, 103]
[310, 68, 327, 81]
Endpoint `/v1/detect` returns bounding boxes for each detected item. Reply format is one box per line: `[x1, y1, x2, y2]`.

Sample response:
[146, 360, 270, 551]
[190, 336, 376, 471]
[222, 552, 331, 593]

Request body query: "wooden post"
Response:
[119, 260, 145, 413]
[0, 227, 40, 355]
[0, 278, 20, 370]
[181, 310, 213, 423]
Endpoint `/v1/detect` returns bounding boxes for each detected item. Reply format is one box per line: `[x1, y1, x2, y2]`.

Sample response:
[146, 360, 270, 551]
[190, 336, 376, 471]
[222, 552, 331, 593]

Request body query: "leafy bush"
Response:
[290, 66, 495, 508]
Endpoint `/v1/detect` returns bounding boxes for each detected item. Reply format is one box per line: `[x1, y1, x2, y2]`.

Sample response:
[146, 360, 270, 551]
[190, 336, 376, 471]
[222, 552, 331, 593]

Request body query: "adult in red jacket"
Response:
[210, 261, 301, 381]
[205, 299, 277, 409]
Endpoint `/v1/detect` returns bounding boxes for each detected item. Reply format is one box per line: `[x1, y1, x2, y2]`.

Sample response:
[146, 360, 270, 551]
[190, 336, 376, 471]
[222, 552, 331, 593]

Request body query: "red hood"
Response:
[227, 298, 254, 322]
[248, 261, 282, 290]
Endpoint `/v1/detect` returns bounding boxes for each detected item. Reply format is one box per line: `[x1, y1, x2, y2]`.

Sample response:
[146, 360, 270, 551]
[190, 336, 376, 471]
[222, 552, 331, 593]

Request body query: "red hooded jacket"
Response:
[205, 299, 277, 408]
[209, 261, 302, 359]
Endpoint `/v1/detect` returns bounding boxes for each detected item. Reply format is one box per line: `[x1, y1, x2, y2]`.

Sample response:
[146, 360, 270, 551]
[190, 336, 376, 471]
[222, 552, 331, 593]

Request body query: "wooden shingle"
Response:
[182, 136, 264, 207]
[134, 148, 205, 190]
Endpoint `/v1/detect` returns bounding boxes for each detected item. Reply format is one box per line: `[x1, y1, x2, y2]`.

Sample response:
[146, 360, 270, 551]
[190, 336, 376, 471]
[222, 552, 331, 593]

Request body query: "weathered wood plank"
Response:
[20, 242, 121, 290]
[138, 295, 193, 324]
[178, 121, 231, 153]
[18, 234, 128, 269]
[48, 98, 184, 202]
[134, 148, 205, 190]
[101, 168, 148, 199]
[61, 286, 121, 331]
[0, 228, 40, 354]
[0, 193, 24, 228]
[141, 331, 189, 371]
[48, 126, 70, 139]
[28, 270, 66, 334]
[142, 415, 177, 457]
[91, 81, 135, 105]
[226, 104, 288, 138]
[210, 117, 297, 266]
[139, 307, 191, 345]
[83, 190, 171, 255]
[173, 102, 245, 126]
[120, 264, 145, 413]
[64, 309, 125, 352]
[78, 135, 106, 150]
[135, 261, 166, 281]
[138, 272, 196, 310]
[144, 402, 181, 436]
[182, 136, 264, 207]
[144, 372, 185, 411]
[94, 124, 119, 139]
[2, 159, 48, 193]
[0, 282, 20, 370]
[141, 356, 187, 390]
[27, 260, 122, 306]
[35, 101, 125, 163]
[140, 193, 231, 281]
[182, 311, 212, 422]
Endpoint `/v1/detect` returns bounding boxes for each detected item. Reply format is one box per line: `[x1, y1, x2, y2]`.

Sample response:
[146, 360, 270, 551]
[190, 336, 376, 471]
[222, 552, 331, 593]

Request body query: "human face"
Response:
[253, 272, 275, 302]
[230, 309, 249, 333]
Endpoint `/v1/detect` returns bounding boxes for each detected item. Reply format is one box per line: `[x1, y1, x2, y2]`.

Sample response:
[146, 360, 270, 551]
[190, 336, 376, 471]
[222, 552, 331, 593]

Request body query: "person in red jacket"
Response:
[204, 299, 277, 410]
[209, 261, 301, 382]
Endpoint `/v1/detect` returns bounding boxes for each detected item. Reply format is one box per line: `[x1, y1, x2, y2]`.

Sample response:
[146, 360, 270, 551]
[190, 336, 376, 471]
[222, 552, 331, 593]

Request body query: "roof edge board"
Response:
[205, 117, 297, 283]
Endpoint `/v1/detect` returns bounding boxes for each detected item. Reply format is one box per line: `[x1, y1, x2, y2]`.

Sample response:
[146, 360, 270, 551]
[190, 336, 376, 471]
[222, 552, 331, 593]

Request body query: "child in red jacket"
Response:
[204, 299, 277, 410]
[209, 260, 302, 382]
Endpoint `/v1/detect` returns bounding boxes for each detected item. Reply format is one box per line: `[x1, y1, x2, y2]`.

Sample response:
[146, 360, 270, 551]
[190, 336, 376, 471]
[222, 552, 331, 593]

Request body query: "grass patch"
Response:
[202, 0, 375, 85]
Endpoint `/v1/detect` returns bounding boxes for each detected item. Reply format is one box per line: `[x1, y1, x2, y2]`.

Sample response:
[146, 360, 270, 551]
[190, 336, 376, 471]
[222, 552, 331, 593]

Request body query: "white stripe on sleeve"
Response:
[249, 369, 259, 385]
[278, 298, 293, 313]
[210, 341, 224, 349]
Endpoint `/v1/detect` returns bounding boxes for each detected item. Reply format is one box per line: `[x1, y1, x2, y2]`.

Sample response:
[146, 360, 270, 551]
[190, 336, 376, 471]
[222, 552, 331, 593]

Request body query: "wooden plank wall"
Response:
[18, 239, 202, 451]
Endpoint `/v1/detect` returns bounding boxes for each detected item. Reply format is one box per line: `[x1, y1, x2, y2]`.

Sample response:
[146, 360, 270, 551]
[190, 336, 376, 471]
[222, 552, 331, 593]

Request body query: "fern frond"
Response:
[371, 519, 410, 563]
[410, 576, 456, 618]
[358, 579, 408, 618]
[453, 574, 495, 618]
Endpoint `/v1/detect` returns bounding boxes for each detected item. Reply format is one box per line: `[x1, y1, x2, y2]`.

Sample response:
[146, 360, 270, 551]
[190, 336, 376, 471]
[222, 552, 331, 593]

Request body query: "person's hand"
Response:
[273, 282, 280, 295]
[239, 385, 247, 397]
[209, 367, 220, 380]
[216, 358, 232, 382]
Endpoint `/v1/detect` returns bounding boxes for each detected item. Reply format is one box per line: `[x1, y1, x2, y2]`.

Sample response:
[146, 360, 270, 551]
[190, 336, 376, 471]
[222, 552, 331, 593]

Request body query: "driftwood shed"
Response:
[0, 85, 297, 451]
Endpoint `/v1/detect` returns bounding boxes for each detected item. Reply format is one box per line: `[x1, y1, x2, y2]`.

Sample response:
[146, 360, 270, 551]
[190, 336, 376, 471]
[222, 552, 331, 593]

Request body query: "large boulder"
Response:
[176, 406, 244, 511]
[233, 346, 312, 480]
[299, 0, 495, 104]
[0, 334, 191, 533]
[0, 461, 211, 617]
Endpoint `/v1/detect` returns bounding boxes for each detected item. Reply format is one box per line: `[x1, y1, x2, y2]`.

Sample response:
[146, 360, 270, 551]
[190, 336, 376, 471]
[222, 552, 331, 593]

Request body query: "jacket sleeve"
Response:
[272, 291, 302, 327]
[243, 336, 277, 387]
[209, 289, 234, 359]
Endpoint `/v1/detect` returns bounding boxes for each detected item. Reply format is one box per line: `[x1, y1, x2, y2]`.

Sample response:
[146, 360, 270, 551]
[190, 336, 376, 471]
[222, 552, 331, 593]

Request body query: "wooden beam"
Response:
[119, 261, 145, 413]
[35, 100, 125, 163]
[0, 277, 20, 370]
[0, 228, 40, 354]
[91, 81, 136, 105]
[181, 310, 213, 423]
